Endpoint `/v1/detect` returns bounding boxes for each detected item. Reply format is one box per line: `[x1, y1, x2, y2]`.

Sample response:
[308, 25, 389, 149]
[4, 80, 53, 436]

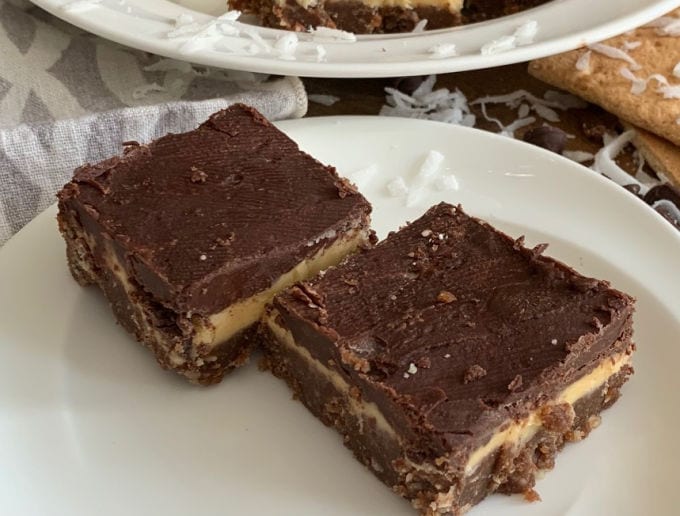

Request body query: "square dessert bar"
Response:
[57, 104, 372, 385]
[262, 203, 635, 514]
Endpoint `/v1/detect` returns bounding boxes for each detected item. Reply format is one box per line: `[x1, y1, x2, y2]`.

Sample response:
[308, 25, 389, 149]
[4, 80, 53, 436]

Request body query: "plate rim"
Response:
[28, 0, 680, 78]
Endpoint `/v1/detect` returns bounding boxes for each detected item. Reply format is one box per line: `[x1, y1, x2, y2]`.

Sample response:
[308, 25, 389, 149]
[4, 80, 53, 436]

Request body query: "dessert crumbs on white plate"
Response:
[428, 43, 457, 58]
[562, 150, 595, 163]
[575, 50, 592, 72]
[274, 33, 298, 60]
[405, 150, 445, 207]
[308, 94, 340, 106]
[588, 43, 641, 70]
[412, 19, 428, 33]
[386, 176, 409, 197]
[513, 20, 538, 45]
[315, 44, 327, 62]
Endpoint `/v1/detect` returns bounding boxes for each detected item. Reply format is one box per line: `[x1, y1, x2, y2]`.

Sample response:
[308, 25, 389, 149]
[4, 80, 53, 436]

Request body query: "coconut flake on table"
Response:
[575, 50, 592, 72]
[646, 16, 680, 36]
[592, 130, 648, 194]
[274, 33, 298, 60]
[517, 103, 530, 118]
[500, 117, 535, 137]
[62, 0, 102, 12]
[562, 150, 595, 163]
[380, 75, 476, 128]
[622, 40, 642, 51]
[428, 43, 457, 58]
[308, 94, 340, 106]
[386, 176, 409, 197]
[406, 150, 445, 207]
[310, 26, 357, 42]
[588, 43, 641, 70]
[412, 19, 428, 33]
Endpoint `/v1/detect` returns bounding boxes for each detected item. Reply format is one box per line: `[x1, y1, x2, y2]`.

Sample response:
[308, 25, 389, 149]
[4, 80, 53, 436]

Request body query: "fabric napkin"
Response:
[0, 0, 308, 245]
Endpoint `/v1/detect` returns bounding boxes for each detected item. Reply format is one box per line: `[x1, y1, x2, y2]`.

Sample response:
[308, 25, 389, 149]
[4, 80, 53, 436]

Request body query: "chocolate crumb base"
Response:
[261, 324, 633, 515]
[229, 0, 549, 34]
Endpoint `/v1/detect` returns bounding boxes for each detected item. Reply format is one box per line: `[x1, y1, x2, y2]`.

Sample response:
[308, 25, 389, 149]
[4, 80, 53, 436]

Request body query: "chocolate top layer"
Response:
[58, 104, 370, 314]
[275, 203, 634, 452]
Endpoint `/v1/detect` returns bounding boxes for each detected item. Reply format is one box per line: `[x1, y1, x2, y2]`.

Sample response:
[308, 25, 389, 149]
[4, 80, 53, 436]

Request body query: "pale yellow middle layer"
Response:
[193, 228, 368, 349]
[266, 312, 630, 476]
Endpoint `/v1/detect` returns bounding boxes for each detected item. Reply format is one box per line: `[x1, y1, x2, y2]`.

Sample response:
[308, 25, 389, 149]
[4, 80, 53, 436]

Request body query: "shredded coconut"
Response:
[646, 16, 680, 36]
[518, 103, 530, 118]
[406, 150, 445, 207]
[562, 150, 595, 163]
[407, 363, 418, 375]
[436, 174, 459, 191]
[588, 43, 641, 70]
[622, 40, 642, 51]
[315, 44, 327, 62]
[658, 83, 680, 99]
[428, 43, 457, 58]
[513, 20, 538, 45]
[592, 131, 648, 194]
[412, 19, 428, 33]
[274, 33, 298, 60]
[381, 75, 476, 127]
[575, 50, 592, 72]
[345, 163, 378, 190]
[532, 104, 560, 122]
[308, 94, 340, 106]
[444, 353, 451, 358]
[481, 35, 516, 55]
[310, 26, 357, 42]
[386, 176, 409, 197]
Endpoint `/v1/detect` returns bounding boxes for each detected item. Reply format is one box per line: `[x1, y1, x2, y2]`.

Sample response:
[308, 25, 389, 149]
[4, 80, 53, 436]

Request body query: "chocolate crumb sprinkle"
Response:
[463, 364, 487, 384]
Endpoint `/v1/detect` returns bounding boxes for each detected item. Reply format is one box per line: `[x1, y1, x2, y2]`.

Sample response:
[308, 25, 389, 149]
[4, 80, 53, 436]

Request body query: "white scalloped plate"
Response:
[1, 117, 680, 515]
[30, 0, 680, 77]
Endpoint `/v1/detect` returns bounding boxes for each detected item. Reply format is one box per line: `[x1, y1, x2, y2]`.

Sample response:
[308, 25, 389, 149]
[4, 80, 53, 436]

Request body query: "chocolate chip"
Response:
[644, 184, 680, 208]
[622, 184, 641, 196]
[391, 76, 428, 96]
[522, 126, 567, 154]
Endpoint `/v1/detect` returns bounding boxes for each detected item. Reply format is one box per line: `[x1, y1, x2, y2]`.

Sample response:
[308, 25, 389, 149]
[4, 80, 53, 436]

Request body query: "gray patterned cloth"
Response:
[0, 0, 308, 246]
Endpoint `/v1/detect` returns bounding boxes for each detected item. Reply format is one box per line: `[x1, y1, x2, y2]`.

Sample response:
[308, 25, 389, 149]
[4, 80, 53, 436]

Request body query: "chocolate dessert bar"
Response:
[229, 0, 550, 34]
[262, 203, 635, 514]
[57, 104, 372, 385]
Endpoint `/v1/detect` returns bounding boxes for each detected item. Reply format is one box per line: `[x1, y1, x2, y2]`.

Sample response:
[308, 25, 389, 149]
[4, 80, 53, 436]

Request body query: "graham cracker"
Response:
[625, 122, 680, 187]
[529, 9, 680, 147]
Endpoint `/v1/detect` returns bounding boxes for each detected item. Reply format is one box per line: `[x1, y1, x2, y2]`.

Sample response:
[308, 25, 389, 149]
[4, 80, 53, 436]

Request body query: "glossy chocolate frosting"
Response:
[58, 104, 371, 315]
[275, 203, 634, 456]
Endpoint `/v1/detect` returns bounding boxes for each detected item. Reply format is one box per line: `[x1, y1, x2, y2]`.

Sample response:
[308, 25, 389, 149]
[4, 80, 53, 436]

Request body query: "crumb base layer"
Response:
[261, 319, 633, 515]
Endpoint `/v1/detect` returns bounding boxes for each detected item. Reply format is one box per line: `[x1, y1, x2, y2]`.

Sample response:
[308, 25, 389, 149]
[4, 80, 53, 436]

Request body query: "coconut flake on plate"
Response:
[308, 94, 340, 106]
[588, 43, 641, 70]
[428, 43, 457, 58]
[274, 33, 298, 60]
[315, 44, 327, 62]
[412, 19, 428, 33]
[345, 164, 378, 190]
[513, 20, 538, 45]
[243, 27, 272, 53]
[480, 35, 516, 55]
[386, 176, 409, 197]
[436, 174, 459, 191]
[406, 150, 445, 207]
[309, 26, 357, 42]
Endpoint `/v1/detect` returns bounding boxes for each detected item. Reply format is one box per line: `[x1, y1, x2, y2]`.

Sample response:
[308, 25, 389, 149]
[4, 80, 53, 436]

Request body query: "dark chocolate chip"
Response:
[622, 184, 641, 196]
[644, 184, 680, 208]
[391, 76, 428, 96]
[523, 126, 567, 154]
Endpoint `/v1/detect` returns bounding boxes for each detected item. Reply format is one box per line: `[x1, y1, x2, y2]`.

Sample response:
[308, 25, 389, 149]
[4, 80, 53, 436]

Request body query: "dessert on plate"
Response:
[262, 202, 635, 514]
[229, 0, 551, 34]
[57, 104, 372, 385]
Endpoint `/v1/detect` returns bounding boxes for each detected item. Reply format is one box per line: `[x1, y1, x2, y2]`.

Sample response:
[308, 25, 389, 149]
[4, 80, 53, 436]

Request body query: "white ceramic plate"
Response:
[30, 0, 680, 78]
[1, 117, 680, 516]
